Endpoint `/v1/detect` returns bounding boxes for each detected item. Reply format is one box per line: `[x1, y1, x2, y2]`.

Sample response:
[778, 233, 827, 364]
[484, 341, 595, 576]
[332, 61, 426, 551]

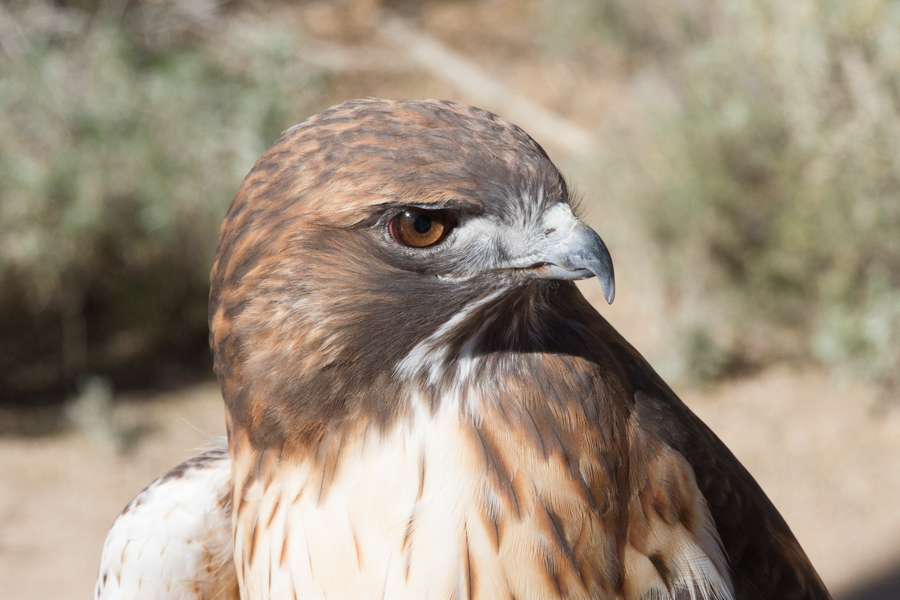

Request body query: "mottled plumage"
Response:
[95, 448, 238, 600]
[97, 99, 831, 600]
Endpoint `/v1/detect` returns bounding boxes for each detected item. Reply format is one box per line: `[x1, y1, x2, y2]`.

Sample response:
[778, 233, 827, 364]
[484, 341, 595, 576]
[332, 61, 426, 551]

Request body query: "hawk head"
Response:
[209, 98, 615, 451]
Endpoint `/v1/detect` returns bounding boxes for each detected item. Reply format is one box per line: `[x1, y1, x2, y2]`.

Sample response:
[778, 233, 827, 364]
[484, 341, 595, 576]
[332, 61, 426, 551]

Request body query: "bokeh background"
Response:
[0, 0, 899, 598]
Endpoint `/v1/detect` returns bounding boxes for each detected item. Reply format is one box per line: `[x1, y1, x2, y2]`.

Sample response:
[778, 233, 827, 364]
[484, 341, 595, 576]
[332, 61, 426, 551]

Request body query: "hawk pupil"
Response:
[413, 214, 432, 234]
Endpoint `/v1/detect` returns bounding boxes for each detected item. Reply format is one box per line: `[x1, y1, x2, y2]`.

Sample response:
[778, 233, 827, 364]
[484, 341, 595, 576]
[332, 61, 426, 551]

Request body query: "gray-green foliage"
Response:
[576, 0, 900, 392]
[0, 2, 322, 400]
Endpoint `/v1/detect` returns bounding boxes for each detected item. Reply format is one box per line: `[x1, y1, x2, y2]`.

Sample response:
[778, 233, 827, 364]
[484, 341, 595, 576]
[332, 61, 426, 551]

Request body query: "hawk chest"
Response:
[230, 401, 621, 600]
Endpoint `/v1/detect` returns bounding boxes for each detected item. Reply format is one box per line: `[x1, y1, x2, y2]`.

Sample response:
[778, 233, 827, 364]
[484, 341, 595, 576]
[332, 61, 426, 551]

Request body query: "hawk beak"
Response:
[534, 218, 615, 304]
[505, 203, 615, 304]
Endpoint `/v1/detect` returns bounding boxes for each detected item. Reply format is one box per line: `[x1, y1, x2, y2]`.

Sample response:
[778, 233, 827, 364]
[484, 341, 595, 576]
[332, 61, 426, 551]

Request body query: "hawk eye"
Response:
[389, 209, 450, 248]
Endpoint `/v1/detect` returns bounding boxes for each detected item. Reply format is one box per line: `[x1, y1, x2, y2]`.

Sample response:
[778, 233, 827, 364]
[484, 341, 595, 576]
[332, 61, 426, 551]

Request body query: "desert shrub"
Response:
[567, 0, 900, 394]
[0, 1, 322, 403]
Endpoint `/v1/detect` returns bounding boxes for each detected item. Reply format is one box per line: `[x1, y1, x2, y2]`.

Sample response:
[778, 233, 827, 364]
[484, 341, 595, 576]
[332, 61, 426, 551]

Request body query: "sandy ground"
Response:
[1, 2, 899, 599]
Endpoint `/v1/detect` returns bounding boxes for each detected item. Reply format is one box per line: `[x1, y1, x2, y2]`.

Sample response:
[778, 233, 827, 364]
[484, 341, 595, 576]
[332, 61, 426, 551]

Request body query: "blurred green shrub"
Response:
[0, 1, 322, 402]
[573, 0, 900, 393]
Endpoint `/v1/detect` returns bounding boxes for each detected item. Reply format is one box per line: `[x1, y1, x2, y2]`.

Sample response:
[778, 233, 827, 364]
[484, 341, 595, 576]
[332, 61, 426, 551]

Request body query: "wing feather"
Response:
[588, 308, 832, 600]
[95, 447, 238, 600]
[630, 388, 832, 600]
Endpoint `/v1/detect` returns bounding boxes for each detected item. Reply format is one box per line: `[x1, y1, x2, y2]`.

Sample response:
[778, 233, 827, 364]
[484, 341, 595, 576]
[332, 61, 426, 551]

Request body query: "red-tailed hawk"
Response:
[96, 98, 831, 600]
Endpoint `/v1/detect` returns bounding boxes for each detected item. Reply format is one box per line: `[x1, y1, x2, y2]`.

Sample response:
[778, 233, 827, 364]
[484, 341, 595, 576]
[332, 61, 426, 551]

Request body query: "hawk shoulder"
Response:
[95, 447, 238, 600]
